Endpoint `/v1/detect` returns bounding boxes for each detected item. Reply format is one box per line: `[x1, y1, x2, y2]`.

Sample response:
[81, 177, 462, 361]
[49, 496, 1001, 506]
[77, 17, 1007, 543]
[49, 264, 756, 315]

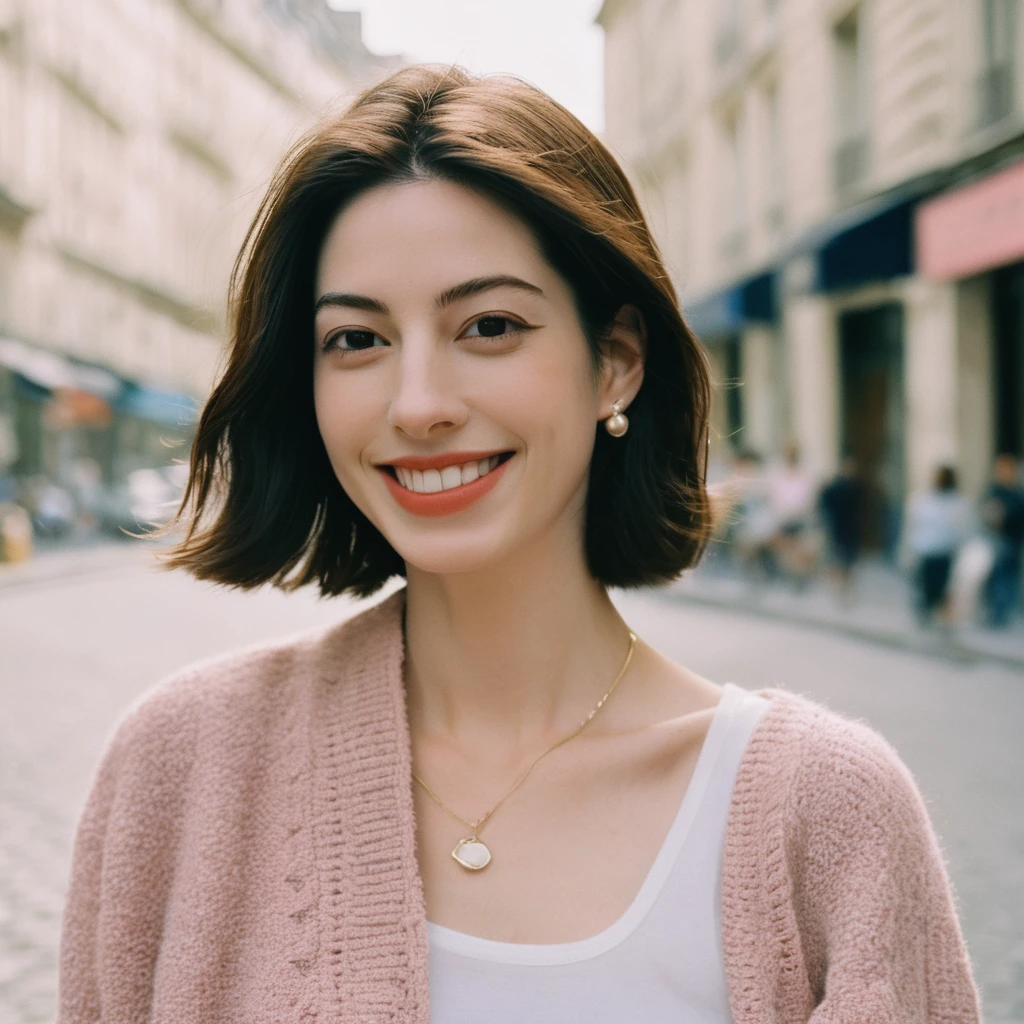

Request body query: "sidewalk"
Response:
[0, 538, 158, 592]
[5, 539, 1024, 669]
[665, 552, 1024, 670]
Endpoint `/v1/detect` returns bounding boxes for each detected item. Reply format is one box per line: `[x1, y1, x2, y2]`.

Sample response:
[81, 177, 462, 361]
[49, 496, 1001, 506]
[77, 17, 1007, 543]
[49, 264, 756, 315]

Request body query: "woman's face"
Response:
[313, 178, 638, 576]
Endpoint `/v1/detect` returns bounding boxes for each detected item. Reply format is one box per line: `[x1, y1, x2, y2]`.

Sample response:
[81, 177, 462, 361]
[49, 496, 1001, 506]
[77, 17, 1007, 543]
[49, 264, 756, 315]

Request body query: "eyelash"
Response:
[321, 315, 532, 354]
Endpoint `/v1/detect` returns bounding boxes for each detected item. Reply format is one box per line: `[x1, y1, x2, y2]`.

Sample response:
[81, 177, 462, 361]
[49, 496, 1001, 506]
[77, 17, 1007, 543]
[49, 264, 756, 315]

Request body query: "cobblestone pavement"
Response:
[2, 551, 1021, 1022]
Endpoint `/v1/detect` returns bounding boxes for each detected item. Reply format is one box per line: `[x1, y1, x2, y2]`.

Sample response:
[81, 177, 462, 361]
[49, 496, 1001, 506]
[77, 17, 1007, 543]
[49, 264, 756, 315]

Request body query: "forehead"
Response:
[315, 178, 554, 298]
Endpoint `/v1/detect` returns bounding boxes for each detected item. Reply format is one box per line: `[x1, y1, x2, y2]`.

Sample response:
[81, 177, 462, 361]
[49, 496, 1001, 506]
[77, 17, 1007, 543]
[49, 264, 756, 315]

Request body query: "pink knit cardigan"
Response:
[58, 588, 980, 1023]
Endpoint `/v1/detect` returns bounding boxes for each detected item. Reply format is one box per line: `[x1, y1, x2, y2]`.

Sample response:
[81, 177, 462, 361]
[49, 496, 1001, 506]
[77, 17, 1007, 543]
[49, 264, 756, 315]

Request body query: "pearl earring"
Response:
[605, 400, 629, 438]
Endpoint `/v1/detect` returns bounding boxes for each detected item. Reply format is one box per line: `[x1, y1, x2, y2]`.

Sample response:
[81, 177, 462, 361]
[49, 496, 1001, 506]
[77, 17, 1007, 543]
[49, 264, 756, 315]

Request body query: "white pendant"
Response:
[452, 837, 492, 871]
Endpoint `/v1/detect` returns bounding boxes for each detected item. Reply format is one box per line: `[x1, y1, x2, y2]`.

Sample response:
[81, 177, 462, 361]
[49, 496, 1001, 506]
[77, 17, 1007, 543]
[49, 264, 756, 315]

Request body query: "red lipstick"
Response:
[378, 452, 514, 517]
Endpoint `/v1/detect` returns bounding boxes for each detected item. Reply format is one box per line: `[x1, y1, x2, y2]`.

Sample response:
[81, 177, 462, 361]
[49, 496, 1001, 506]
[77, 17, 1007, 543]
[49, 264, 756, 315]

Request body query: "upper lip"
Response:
[376, 449, 513, 471]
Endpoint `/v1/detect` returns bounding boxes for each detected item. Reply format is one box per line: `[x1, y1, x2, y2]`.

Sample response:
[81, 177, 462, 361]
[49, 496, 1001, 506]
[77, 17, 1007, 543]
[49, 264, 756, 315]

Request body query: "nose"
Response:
[385, 336, 468, 440]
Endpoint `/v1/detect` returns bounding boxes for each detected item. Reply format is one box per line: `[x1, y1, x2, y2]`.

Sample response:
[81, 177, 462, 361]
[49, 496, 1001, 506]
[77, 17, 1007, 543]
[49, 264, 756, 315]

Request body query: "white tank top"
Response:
[427, 682, 770, 1023]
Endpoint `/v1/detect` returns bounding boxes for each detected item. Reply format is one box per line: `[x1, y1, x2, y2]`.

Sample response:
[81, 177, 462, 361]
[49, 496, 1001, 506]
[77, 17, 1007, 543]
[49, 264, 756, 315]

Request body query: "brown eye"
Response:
[463, 316, 525, 339]
[324, 329, 386, 352]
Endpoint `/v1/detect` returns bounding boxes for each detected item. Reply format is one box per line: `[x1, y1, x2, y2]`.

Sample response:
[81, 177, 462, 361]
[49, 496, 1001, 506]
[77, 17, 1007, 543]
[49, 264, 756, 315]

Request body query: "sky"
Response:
[328, 0, 606, 132]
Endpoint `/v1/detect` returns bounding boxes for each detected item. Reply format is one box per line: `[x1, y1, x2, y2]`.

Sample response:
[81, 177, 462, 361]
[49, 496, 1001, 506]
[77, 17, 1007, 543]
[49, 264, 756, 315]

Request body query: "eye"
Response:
[322, 328, 388, 353]
[461, 315, 527, 340]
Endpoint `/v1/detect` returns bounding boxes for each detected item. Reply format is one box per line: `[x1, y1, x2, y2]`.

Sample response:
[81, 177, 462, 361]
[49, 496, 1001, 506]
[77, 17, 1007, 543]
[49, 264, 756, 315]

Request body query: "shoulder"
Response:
[724, 690, 979, 1019]
[745, 688, 918, 795]
[725, 689, 945, 952]
[739, 688, 933, 852]
[103, 587, 406, 774]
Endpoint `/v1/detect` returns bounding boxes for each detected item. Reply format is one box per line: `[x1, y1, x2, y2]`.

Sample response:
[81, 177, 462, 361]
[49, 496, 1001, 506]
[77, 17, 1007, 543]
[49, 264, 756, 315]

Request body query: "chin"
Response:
[390, 530, 515, 578]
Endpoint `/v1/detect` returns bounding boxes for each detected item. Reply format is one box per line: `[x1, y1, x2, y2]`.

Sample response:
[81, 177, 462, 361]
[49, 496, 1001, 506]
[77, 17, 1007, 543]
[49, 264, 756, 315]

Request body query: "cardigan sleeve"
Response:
[57, 678, 200, 1024]
[57, 721, 123, 1024]
[788, 714, 981, 1023]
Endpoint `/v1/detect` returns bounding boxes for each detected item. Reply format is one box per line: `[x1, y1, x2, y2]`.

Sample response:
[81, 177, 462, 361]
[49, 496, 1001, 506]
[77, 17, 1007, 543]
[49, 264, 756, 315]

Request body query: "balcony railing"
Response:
[975, 64, 1016, 129]
[833, 134, 870, 193]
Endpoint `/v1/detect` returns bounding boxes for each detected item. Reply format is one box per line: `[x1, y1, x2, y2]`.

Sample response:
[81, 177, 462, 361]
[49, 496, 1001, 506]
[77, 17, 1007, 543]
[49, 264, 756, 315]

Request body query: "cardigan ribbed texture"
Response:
[57, 588, 980, 1023]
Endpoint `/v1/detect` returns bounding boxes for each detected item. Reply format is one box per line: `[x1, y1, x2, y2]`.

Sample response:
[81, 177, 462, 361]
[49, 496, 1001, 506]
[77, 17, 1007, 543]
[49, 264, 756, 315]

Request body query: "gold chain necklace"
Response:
[411, 630, 637, 872]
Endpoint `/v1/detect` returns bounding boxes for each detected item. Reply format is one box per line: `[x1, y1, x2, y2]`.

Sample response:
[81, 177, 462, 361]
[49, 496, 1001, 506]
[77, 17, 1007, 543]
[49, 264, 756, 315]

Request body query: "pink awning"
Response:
[916, 158, 1024, 281]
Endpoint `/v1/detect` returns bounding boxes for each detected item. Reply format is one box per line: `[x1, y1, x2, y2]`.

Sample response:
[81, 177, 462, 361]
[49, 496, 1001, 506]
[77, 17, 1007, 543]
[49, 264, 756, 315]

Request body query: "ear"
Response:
[597, 304, 647, 420]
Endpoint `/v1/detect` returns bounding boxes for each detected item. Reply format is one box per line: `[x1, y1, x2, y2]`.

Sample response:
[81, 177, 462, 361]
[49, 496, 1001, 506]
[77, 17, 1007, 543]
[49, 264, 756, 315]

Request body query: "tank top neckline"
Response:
[426, 681, 751, 966]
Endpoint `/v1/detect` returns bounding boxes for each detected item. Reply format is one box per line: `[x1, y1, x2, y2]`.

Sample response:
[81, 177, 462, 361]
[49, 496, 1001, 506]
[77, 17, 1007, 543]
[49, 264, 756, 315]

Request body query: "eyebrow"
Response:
[435, 275, 544, 309]
[314, 274, 544, 316]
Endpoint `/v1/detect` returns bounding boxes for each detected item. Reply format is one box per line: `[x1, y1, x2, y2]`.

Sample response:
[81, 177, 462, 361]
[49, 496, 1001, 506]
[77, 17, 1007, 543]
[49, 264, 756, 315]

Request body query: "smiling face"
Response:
[313, 177, 638, 577]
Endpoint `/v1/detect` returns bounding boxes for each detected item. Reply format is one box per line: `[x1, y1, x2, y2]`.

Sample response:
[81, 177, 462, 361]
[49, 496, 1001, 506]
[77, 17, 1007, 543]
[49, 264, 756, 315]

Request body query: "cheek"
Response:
[313, 373, 374, 482]
[499, 343, 598, 473]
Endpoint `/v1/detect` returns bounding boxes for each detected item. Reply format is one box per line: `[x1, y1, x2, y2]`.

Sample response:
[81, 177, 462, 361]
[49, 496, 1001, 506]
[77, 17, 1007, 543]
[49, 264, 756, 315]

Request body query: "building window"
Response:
[976, 0, 1017, 127]
[833, 8, 870, 193]
[716, 0, 744, 65]
[661, 163, 690, 287]
[720, 112, 746, 259]
[763, 82, 784, 229]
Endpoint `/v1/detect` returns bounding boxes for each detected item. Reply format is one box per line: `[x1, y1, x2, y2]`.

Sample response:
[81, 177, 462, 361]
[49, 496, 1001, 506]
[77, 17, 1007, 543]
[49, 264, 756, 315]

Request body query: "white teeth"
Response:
[394, 454, 509, 494]
[440, 466, 462, 490]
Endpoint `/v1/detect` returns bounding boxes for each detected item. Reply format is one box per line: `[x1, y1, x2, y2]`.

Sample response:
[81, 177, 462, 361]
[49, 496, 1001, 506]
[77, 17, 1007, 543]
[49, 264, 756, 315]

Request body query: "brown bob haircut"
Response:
[167, 64, 712, 597]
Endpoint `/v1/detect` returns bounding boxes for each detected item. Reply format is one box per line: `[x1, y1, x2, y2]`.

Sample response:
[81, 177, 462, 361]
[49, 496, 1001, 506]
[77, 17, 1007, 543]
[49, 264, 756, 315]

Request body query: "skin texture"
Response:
[313, 179, 722, 942]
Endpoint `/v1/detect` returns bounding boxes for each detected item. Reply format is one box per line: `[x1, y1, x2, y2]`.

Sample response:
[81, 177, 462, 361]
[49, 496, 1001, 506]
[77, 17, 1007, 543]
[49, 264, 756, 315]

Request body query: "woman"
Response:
[905, 466, 972, 627]
[58, 66, 979, 1023]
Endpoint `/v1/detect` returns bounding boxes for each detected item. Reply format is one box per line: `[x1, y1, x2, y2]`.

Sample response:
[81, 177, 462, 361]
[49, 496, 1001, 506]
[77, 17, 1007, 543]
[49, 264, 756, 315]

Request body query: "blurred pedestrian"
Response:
[905, 466, 972, 627]
[25, 475, 76, 539]
[69, 456, 104, 532]
[981, 453, 1024, 627]
[818, 456, 863, 600]
[729, 449, 776, 584]
[766, 441, 818, 588]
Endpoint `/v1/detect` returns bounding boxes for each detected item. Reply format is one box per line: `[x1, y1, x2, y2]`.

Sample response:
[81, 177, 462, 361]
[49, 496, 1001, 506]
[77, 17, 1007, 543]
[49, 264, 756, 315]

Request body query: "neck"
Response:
[402, 536, 633, 750]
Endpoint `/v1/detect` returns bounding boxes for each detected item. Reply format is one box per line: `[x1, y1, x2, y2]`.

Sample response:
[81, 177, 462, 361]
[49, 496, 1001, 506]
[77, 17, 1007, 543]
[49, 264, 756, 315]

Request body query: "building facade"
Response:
[598, 0, 1024, 549]
[0, 0, 396, 518]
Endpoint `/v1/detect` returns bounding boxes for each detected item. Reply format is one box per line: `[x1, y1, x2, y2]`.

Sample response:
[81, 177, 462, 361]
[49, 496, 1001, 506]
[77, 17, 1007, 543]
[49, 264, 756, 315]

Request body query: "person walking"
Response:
[766, 442, 818, 588]
[57, 66, 979, 1024]
[905, 466, 972, 627]
[727, 449, 776, 585]
[982, 453, 1024, 627]
[818, 455, 864, 600]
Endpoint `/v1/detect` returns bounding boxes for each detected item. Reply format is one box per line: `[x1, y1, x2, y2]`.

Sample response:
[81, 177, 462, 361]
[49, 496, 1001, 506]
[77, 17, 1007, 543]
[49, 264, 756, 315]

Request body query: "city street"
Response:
[2, 549, 1021, 1023]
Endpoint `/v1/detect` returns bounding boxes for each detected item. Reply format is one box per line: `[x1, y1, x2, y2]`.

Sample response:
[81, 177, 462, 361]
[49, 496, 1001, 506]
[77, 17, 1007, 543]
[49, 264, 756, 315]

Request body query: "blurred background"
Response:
[0, 1, 1022, 1022]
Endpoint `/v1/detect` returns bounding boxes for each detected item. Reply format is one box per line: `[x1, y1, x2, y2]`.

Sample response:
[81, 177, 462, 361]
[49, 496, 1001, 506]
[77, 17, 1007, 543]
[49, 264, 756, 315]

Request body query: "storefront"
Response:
[0, 338, 122, 482]
[837, 303, 905, 550]
[684, 270, 781, 460]
[0, 336, 199, 536]
[778, 186, 926, 546]
[917, 156, 1024, 495]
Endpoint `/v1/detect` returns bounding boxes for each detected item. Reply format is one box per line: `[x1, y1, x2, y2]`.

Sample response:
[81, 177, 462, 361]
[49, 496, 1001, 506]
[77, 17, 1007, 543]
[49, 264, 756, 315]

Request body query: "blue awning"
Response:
[683, 270, 779, 340]
[785, 181, 933, 292]
[0, 337, 122, 398]
[817, 198, 915, 291]
[117, 382, 200, 428]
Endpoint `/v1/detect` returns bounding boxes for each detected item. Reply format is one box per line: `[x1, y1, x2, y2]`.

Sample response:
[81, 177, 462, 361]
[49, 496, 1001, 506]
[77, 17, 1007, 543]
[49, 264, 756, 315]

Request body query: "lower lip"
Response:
[380, 456, 513, 517]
